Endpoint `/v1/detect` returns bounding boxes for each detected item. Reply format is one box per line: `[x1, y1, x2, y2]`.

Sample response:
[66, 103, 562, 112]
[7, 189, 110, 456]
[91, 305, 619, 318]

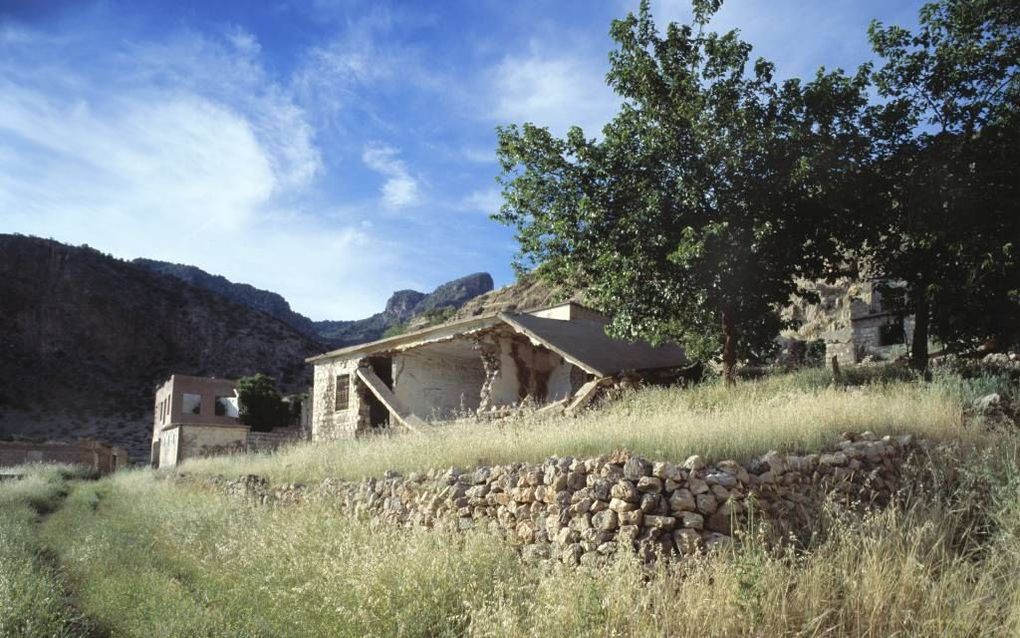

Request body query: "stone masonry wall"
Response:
[247, 427, 306, 452]
[217, 431, 925, 565]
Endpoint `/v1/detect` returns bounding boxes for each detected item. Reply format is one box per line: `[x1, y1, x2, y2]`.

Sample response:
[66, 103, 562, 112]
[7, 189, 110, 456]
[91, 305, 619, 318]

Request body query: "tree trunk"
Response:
[910, 284, 930, 374]
[721, 305, 737, 386]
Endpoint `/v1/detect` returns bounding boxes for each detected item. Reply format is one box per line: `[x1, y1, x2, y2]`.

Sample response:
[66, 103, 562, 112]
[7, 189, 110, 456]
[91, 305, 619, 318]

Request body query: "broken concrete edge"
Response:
[182, 431, 930, 566]
[355, 367, 426, 434]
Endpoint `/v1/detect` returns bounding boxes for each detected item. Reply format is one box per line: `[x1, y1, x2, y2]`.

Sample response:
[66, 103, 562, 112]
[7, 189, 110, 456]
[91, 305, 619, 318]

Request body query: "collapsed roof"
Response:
[306, 303, 688, 376]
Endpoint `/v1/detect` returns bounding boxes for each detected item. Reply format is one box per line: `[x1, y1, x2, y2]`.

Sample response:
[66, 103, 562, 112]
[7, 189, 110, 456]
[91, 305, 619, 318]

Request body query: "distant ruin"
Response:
[0, 439, 129, 474]
[151, 374, 305, 468]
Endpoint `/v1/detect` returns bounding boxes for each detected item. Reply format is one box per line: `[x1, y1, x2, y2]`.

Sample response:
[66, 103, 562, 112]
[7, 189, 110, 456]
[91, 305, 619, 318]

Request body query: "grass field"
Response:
[3, 367, 1019, 637]
[178, 366, 991, 484]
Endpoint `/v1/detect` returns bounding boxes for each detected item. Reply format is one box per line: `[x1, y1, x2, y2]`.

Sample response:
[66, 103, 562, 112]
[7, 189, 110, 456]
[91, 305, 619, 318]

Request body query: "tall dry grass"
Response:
[17, 369, 1020, 637]
[39, 431, 1020, 637]
[181, 367, 979, 483]
[0, 464, 94, 637]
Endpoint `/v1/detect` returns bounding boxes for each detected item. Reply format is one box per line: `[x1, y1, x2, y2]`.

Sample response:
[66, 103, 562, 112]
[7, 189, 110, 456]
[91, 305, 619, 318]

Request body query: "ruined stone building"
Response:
[787, 280, 915, 364]
[0, 439, 129, 474]
[151, 374, 304, 468]
[306, 302, 689, 440]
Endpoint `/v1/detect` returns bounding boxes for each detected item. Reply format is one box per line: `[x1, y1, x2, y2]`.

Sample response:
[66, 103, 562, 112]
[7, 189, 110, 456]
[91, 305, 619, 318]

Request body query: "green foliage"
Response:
[419, 306, 456, 326]
[496, 0, 869, 382]
[382, 323, 407, 338]
[236, 373, 289, 432]
[862, 0, 1020, 365]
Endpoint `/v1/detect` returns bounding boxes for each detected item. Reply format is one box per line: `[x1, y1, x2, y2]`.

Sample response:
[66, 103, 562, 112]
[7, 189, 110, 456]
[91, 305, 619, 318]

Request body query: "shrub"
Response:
[236, 374, 289, 432]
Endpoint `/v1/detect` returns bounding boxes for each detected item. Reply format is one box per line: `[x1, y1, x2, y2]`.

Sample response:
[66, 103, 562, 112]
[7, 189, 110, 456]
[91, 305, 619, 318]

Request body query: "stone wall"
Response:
[0, 440, 128, 474]
[311, 358, 366, 440]
[160, 424, 248, 467]
[216, 431, 924, 565]
[247, 427, 306, 453]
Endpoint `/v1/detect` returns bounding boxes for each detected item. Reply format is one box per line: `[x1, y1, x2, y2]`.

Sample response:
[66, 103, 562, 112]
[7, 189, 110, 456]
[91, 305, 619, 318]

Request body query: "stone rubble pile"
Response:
[216, 431, 924, 565]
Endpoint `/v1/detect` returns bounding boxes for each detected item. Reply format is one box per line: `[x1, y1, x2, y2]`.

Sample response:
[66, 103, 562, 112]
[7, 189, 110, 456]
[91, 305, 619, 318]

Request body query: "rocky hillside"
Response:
[133, 258, 318, 337]
[135, 259, 494, 347]
[0, 236, 495, 459]
[316, 272, 494, 345]
[0, 236, 322, 459]
[450, 273, 578, 321]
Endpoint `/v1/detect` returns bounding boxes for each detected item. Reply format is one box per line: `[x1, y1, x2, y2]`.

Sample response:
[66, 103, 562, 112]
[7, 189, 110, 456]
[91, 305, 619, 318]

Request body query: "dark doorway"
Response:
[365, 356, 393, 428]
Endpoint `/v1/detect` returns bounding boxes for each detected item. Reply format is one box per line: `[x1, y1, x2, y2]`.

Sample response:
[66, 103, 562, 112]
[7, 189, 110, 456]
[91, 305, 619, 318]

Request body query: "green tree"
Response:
[495, 0, 869, 383]
[864, 0, 1020, 369]
[236, 374, 289, 432]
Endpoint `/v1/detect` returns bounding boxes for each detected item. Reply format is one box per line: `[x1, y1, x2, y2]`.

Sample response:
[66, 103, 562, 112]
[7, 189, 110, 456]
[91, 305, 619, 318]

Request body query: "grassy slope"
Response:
[5, 368, 1020, 637]
[0, 465, 95, 637]
[179, 366, 988, 484]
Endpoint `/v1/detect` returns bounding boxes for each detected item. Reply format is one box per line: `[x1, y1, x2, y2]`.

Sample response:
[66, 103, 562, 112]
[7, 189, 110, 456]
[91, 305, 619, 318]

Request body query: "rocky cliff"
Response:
[133, 258, 318, 337]
[0, 236, 322, 458]
[0, 236, 495, 459]
[135, 259, 494, 347]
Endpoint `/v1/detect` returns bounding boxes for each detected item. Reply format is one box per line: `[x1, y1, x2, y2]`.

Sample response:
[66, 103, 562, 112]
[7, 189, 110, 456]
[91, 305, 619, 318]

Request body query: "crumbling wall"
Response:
[0, 440, 121, 472]
[487, 334, 575, 408]
[393, 349, 486, 419]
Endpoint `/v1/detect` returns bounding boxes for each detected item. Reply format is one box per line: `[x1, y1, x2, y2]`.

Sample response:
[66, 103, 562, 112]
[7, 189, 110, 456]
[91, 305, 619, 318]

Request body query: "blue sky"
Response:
[0, 0, 921, 320]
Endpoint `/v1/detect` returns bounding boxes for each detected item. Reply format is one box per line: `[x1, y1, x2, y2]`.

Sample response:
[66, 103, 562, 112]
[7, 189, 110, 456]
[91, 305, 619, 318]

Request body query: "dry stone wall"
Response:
[214, 431, 925, 565]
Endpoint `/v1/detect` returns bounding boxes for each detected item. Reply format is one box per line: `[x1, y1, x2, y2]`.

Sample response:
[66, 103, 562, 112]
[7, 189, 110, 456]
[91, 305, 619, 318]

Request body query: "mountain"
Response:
[448, 272, 577, 322]
[135, 259, 494, 347]
[315, 273, 495, 345]
[0, 236, 494, 459]
[132, 258, 317, 336]
[0, 235, 322, 459]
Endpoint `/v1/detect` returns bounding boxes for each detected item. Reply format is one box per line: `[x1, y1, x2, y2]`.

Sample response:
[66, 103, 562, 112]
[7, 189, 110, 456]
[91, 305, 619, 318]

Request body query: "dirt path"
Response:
[30, 481, 111, 638]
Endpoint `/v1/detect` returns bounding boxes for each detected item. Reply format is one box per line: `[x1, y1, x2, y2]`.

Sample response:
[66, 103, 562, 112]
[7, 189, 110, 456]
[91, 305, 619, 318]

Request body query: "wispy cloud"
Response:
[0, 25, 401, 320]
[361, 142, 422, 209]
[485, 41, 620, 138]
[458, 187, 503, 216]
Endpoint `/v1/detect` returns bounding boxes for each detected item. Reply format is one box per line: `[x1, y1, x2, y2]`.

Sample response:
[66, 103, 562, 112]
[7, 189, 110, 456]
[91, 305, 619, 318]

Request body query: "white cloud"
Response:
[461, 145, 497, 164]
[488, 42, 620, 138]
[361, 142, 421, 209]
[458, 187, 503, 216]
[0, 27, 403, 321]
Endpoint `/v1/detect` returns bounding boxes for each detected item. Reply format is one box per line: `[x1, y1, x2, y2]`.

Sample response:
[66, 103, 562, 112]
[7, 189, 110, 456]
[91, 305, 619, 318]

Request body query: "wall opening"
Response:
[365, 357, 393, 428]
[335, 375, 350, 411]
[879, 319, 906, 346]
[182, 393, 201, 415]
[215, 395, 239, 418]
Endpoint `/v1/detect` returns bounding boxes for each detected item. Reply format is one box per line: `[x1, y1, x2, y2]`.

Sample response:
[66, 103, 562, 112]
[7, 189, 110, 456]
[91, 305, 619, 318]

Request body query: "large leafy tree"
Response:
[495, 0, 869, 383]
[865, 0, 1020, 369]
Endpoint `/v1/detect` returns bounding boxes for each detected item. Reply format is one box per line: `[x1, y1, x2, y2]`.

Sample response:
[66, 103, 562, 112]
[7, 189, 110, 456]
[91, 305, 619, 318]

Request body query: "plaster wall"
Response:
[159, 427, 180, 467]
[489, 336, 576, 406]
[393, 348, 486, 419]
[159, 424, 248, 467]
[528, 303, 607, 324]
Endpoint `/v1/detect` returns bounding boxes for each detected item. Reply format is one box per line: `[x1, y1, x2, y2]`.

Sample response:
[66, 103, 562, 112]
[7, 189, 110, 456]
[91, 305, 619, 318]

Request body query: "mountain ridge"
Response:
[133, 259, 494, 347]
[0, 235, 494, 459]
